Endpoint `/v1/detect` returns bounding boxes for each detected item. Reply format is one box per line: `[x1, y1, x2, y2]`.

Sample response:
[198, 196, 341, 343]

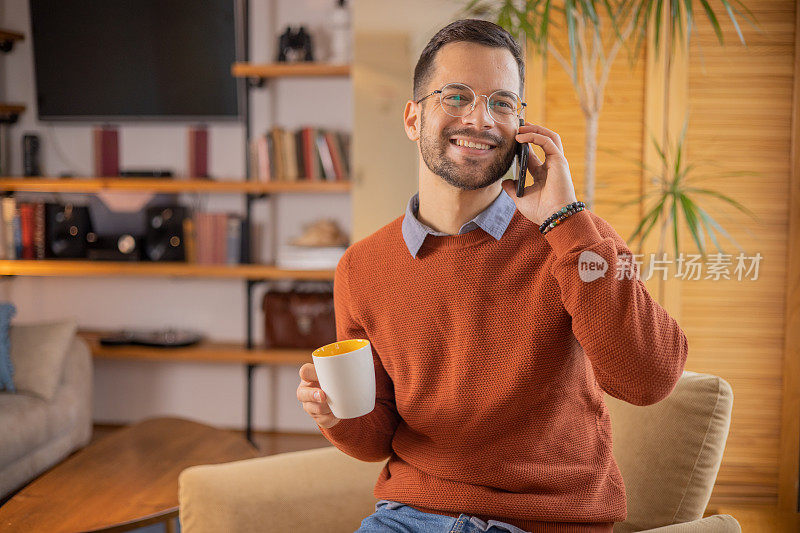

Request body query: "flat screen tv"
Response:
[29, 0, 241, 122]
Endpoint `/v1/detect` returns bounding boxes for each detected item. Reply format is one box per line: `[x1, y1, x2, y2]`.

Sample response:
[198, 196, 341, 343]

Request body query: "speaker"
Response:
[144, 205, 187, 261]
[86, 233, 142, 261]
[22, 134, 41, 176]
[45, 203, 93, 258]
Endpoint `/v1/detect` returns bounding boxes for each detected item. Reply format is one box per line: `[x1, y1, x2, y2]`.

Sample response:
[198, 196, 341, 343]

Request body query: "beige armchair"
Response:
[179, 371, 740, 532]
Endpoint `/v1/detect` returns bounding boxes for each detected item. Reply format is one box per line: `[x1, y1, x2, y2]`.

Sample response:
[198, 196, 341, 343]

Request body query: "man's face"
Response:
[416, 42, 520, 190]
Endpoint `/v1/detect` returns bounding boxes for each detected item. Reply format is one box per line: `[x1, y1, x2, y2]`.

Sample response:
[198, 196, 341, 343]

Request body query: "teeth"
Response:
[454, 139, 491, 150]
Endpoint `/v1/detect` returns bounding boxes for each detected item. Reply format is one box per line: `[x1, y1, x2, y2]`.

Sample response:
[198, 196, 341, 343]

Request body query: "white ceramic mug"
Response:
[311, 339, 376, 419]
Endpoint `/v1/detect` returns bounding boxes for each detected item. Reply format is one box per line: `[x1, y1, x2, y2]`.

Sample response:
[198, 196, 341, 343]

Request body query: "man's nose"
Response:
[460, 95, 495, 129]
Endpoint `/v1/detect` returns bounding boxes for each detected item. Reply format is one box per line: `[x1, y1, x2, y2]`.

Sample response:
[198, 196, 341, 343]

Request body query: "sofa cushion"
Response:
[10, 319, 78, 401]
[0, 302, 16, 392]
[0, 392, 53, 468]
[605, 371, 734, 532]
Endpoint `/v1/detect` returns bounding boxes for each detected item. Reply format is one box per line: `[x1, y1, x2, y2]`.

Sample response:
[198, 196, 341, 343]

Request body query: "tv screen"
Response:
[29, 0, 241, 121]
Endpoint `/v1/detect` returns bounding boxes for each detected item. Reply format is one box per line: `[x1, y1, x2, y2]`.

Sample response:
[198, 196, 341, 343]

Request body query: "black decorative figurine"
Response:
[277, 26, 314, 62]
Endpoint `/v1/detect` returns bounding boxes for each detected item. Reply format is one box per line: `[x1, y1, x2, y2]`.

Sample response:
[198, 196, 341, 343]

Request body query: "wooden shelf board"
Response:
[0, 177, 351, 193]
[0, 260, 336, 280]
[231, 62, 350, 78]
[0, 104, 25, 114]
[0, 30, 24, 42]
[79, 331, 311, 365]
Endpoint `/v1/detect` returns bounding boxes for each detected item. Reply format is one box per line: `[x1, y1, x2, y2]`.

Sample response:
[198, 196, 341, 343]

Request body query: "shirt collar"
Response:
[401, 187, 517, 258]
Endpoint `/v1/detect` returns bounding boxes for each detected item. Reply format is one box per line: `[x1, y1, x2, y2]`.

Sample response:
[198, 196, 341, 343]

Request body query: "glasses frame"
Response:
[415, 82, 527, 124]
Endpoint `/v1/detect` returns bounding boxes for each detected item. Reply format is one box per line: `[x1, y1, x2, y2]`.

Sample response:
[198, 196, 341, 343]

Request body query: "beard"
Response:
[419, 113, 517, 191]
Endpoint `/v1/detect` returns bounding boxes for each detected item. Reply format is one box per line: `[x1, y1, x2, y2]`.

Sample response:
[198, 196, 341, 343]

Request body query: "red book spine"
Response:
[189, 127, 209, 178]
[19, 203, 34, 259]
[195, 213, 208, 264]
[34, 203, 45, 259]
[94, 127, 119, 176]
[324, 132, 344, 181]
[217, 213, 227, 264]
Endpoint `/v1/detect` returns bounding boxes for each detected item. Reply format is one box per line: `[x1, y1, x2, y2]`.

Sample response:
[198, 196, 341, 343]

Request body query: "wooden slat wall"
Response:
[538, 16, 647, 244]
[536, 0, 796, 507]
[683, 0, 795, 506]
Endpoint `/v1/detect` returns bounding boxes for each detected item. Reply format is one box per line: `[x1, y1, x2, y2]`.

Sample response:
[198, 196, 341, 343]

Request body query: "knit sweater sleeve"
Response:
[543, 209, 688, 406]
[316, 248, 401, 461]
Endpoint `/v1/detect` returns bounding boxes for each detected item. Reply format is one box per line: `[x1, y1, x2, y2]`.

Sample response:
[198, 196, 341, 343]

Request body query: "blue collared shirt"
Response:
[401, 188, 517, 258]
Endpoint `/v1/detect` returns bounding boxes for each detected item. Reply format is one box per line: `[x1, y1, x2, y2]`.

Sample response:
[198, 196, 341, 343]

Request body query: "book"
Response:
[188, 126, 208, 178]
[226, 215, 241, 264]
[316, 133, 335, 181]
[324, 131, 345, 181]
[2, 197, 17, 260]
[257, 135, 271, 182]
[34, 203, 46, 259]
[93, 127, 119, 177]
[183, 217, 196, 263]
[18, 203, 34, 259]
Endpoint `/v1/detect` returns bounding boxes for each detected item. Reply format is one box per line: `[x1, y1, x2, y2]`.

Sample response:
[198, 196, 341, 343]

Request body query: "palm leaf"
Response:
[698, 0, 723, 44]
[684, 187, 759, 222]
[678, 193, 705, 256]
[628, 196, 666, 243]
[671, 193, 679, 256]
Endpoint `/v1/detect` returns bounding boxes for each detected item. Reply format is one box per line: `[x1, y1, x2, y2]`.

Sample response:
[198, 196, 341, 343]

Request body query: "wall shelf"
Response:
[0, 29, 24, 53]
[231, 62, 350, 80]
[0, 260, 335, 280]
[79, 331, 311, 365]
[0, 177, 351, 194]
[0, 104, 25, 124]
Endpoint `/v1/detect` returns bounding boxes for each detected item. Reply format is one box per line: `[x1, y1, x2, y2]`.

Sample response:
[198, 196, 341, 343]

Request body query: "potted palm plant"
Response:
[608, 115, 760, 268]
[461, 0, 760, 209]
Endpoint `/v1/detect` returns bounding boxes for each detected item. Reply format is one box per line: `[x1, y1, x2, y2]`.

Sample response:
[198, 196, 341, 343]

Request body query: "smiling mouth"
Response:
[449, 138, 497, 151]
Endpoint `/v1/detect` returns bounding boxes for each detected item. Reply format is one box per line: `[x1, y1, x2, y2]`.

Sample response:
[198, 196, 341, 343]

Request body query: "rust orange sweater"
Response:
[319, 208, 688, 532]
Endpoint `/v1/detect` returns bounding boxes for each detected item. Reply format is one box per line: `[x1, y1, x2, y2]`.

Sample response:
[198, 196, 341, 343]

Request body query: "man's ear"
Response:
[403, 101, 420, 141]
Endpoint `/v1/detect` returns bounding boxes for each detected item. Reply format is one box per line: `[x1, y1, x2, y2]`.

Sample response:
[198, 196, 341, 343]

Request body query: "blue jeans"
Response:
[355, 500, 531, 533]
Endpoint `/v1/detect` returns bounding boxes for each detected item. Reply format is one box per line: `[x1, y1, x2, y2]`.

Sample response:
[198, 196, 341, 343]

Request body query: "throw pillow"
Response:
[10, 318, 78, 401]
[0, 302, 16, 392]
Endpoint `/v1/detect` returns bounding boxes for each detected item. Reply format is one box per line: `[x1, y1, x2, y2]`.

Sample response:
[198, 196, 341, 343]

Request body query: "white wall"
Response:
[1, 0, 461, 433]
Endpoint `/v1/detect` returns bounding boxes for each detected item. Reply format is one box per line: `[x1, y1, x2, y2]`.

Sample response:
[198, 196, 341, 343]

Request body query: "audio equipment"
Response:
[45, 203, 93, 258]
[144, 205, 187, 261]
[86, 233, 142, 261]
[22, 134, 41, 176]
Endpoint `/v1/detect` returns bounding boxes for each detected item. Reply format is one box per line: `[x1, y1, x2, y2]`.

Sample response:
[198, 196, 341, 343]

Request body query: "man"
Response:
[297, 19, 688, 533]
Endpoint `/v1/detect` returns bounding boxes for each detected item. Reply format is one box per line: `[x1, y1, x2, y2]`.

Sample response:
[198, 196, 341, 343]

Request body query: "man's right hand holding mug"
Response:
[297, 362, 341, 429]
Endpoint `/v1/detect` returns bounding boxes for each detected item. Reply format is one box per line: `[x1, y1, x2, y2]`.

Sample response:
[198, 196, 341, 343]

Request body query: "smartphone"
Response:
[515, 118, 528, 197]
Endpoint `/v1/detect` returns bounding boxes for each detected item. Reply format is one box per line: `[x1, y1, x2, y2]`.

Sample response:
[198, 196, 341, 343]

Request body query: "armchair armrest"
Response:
[635, 514, 741, 532]
[179, 445, 386, 533]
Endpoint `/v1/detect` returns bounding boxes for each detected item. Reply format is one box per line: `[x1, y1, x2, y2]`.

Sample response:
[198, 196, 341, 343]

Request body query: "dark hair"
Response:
[413, 19, 524, 101]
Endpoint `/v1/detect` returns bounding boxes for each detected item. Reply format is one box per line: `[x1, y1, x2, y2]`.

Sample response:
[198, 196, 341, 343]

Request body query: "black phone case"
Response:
[516, 141, 528, 197]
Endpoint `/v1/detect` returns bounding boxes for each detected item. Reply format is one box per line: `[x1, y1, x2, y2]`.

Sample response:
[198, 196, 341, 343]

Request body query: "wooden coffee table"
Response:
[0, 417, 259, 532]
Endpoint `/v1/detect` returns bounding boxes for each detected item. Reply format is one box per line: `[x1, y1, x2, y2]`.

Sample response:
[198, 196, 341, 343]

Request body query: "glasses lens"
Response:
[440, 83, 475, 117]
[488, 91, 522, 123]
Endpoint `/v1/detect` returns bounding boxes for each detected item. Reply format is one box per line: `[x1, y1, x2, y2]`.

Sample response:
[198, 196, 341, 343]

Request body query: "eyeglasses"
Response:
[415, 82, 526, 124]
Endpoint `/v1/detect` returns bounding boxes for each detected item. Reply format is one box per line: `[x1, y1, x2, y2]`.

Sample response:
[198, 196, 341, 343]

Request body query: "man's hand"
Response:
[297, 362, 341, 429]
[501, 122, 579, 227]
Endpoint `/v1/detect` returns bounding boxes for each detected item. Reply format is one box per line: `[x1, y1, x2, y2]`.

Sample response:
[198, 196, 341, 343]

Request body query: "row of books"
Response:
[0, 198, 246, 265]
[248, 127, 351, 182]
[2, 198, 44, 260]
[187, 211, 245, 265]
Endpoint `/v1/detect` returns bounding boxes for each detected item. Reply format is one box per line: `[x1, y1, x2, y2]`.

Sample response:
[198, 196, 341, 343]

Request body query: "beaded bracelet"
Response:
[539, 201, 585, 231]
[539, 201, 586, 235]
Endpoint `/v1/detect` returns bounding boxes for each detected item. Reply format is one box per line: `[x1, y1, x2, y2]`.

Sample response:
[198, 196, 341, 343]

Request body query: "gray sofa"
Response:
[0, 335, 93, 499]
